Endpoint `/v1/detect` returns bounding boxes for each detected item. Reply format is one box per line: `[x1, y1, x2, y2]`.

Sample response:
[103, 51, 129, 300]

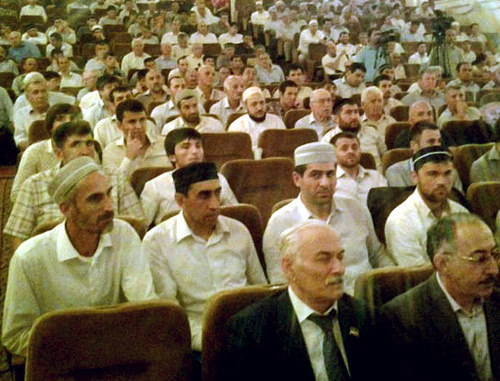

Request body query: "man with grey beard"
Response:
[223, 220, 378, 381]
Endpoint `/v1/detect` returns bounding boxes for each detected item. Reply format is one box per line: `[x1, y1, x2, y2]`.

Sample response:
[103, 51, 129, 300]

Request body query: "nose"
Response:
[103, 193, 114, 213]
[319, 174, 331, 187]
[208, 194, 220, 210]
[330, 257, 345, 276]
[485, 256, 499, 277]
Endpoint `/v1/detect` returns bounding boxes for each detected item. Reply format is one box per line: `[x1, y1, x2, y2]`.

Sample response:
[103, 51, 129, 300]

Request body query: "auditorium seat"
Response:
[360, 152, 376, 170]
[257, 128, 318, 159]
[201, 132, 253, 169]
[130, 166, 172, 196]
[466, 181, 500, 231]
[389, 105, 410, 122]
[354, 265, 434, 316]
[220, 158, 299, 225]
[450, 143, 494, 190]
[25, 301, 192, 381]
[442, 120, 489, 147]
[28, 120, 49, 146]
[385, 122, 411, 150]
[283, 109, 310, 129]
[202, 284, 286, 381]
[225, 112, 245, 130]
[381, 148, 413, 175]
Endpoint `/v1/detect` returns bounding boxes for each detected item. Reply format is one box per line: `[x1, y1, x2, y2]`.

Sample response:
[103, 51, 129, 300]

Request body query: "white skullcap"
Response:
[294, 142, 335, 166]
[256, 1, 263, 4]
[23, 72, 45, 88]
[309, 19, 318, 26]
[175, 88, 199, 107]
[168, 68, 181, 80]
[48, 157, 100, 204]
[490, 64, 500, 73]
[242, 86, 263, 103]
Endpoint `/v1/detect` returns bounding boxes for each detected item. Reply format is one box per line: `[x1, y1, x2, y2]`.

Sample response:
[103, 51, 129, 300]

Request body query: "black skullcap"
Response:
[413, 146, 452, 172]
[332, 98, 356, 114]
[173, 162, 218, 193]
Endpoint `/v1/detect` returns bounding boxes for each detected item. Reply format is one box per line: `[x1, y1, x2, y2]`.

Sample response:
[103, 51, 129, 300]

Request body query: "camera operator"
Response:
[354, 28, 387, 82]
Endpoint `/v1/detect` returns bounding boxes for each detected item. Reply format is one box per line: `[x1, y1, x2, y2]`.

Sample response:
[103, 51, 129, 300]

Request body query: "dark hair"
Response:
[285, 64, 303, 77]
[50, 48, 63, 58]
[456, 62, 470, 72]
[426, 213, 487, 263]
[116, 99, 145, 122]
[109, 85, 130, 103]
[136, 69, 149, 81]
[413, 146, 453, 173]
[164, 128, 203, 157]
[293, 164, 307, 176]
[332, 98, 357, 115]
[279, 80, 298, 95]
[373, 74, 391, 86]
[144, 57, 156, 65]
[347, 62, 367, 73]
[52, 120, 93, 150]
[43, 71, 61, 80]
[177, 55, 188, 64]
[97, 74, 120, 90]
[329, 131, 359, 145]
[45, 103, 80, 134]
[203, 55, 215, 63]
[49, 32, 62, 41]
[409, 121, 439, 142]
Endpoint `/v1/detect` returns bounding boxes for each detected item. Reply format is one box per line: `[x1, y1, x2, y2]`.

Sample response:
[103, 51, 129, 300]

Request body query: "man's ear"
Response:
[281, 255, 293, 282]
[174, 192, 185, 208]
[59, 200, 71, 217]
[433, 250, 449, 274]
[292, 171, 301, 188]
[410, 170, 418, 185]
[54, 142, 63, 161]
[168, 154, 177, 166]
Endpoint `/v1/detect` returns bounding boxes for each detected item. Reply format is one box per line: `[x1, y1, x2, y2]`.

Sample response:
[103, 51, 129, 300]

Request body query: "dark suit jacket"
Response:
[222, 290, 376, 381]
[380, 274, 500, 381]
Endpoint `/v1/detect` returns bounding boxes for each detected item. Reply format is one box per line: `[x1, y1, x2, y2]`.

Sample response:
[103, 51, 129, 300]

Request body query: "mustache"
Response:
[98, 211, 114, 222]
[479, 276, 497, 286]
[325, 276, 344, 286]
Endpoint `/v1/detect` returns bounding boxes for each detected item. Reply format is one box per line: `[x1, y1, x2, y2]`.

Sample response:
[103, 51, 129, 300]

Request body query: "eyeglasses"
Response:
[458, 248, 500, 265]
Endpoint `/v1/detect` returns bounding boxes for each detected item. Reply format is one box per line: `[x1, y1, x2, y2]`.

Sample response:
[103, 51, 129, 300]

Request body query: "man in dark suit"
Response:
[224, 220, 376, 381]
[380, 213, 500, 381]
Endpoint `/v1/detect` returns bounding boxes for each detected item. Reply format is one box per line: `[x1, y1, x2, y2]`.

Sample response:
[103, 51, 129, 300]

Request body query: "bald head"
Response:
[198, 64, 214, 87]
[223, 75, 244, 103]
[409, 101, 434, 126]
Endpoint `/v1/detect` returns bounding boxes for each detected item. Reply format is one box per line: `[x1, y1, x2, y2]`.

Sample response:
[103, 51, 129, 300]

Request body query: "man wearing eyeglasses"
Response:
[380, 213, 500, 381]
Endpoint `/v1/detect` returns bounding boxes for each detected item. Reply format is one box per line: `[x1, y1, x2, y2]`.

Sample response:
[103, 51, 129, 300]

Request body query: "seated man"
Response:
[386, 121, 463, 191]
[267, 80, 299, 119]
[437, 85, 481, 129]
[360, 86, 396, 136]
[469, 125, 500, 182]
[333, 63, 367, 99]
[141, 128, 238, 226]
[143, 162, 266, 351]
[374, 74, 402, 115]
[161, 89, 224, 135]
[209, 75, 245, 127]
[323, 98, 386, 171]
[401, 69, 445, 111]
[295, 89, 335, 139]
[225, 220, 376, 381]
[5, 121, 144, 251]
[103, 100, 170, 178]
[331, 131, 387, 205]
[385, 146, 469, 267]
[228, 86, 286, 153]
[2, 156, 156, 356]
[381, 213, 500, 381]
[446, 62, 480, 98]
[263, 142, 392, 292]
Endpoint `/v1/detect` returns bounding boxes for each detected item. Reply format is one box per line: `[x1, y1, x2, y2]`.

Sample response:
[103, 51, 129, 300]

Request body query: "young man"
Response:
[141, 128, 237, 226]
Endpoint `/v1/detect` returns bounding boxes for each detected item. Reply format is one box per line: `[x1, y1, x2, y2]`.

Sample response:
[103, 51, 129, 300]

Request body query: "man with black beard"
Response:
[228, 86, 286, 155]
[323, 98, 386, 171]
[161, 89, 224, 135]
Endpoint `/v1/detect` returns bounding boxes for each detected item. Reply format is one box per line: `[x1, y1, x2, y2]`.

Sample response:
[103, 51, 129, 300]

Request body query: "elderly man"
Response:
[7, 31, 41, 63]
[386, 121, 463, 191]
[196, 64, 225, 107]
[437, 85, 481, 129]
[143, 162, 266, 351]
[161, 89, 224, 135]
[120, 39, 151, 77]
[331, 131, 387, 205]
[298, 20, 325, 63]
[78, 69, 99, 101]
[155, 43, 176, 71]
[3, 156, 156, 356]
[385, 146, 469, 267]
[295, 89, 335, 139]
[141, 128, 237, 226]
[103, 100, 170, 178]
[381, 213, 500, 381]
[323, 98, 386, 170]
[136, 68, 168, 112]
[225, 220, 377, 381]
[150, 76, 192, 130]
[333, 63, 367, 98]
[58, 56, 83, 88]
[209, 75, 245, 126]
[470, 127, 500, 182]
[402, 69, 446, 110]
[360, 86, 396, 135]
[264, 142, 392, 292]
[4, 120, 144, 251]
[255, 52, 285, 85]
[228, 86, 286, 153]
[189, 21, 218, 45]
[13, 73, 50, 150]
[393, 100, 436, 148]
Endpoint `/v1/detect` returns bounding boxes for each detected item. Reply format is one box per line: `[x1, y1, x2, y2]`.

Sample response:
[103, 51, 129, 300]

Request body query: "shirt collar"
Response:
[412, 188, 451, 219]
[56, 221, 112, 262]
[288, 286, 338, 323]
[488, 145, 500, 161]
[436, 272, 483, 316]
[174, 211, 228, 243]
[336, 164, 366, 179]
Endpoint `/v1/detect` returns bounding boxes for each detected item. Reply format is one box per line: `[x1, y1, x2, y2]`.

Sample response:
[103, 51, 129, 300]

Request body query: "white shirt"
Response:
[46, 42, 73, 58]
[83, 100, 111, 130]
[385, 189, 469, 267]
[120, 52, 151, 77]
[295, 113, 334, 140]
[251, 10, 270, 26]
[323, 125, 386, 170]
[20, 4, 47, 22]
[436, 107, 482, 129]
[218, 33, 243, 46]
[322, 53, 348, 75]
[333, 77, 366, 99]
[140, 171, 238, 226]
[94, 114, 123, 148]
[298, 29, 325, 55]
[161, 115, 224, 136]
[161, 32, 180, 45]
[191, 5, 219, 25]
[361, 113, 396, 136]
[288, 287, 348, 381]
[263, 195, 392, 293]
[436, 273, 492, 381]
[228, 113, 286, 151]
[60, 72, 83, 88]
[21, 32, 48, 45]
[103, 134, 171, 179]
[335, 165, 387, 205]
[79, 90, 101, 113]
[408, 52, 429, 65]
[188, 32, 218, 45]
[2, 219, 157, 355]
[209, 97, 244, 127]
[12, 91, 75, 118]
[143, 213, 267, 350]
[13, 105, 47, 148]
